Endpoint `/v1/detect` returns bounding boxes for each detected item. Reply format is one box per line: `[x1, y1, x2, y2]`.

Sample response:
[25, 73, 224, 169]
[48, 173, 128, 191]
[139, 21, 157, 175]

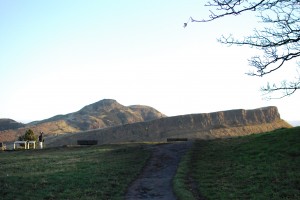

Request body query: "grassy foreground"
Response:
[174, 127, 300, 200]
[0, 144, 150, 200]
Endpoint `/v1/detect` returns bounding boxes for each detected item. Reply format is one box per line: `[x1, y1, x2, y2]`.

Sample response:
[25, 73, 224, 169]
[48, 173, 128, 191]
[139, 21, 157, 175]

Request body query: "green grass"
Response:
[174, 127, 300, 200]
[173, 149, 196, 199]
[0, 144, 150, 200]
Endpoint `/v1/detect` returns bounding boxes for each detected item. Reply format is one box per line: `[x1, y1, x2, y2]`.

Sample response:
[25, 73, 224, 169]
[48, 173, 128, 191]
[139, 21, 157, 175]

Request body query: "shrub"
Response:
[23, 129, 37, 141]
[18, 129, 38, 148]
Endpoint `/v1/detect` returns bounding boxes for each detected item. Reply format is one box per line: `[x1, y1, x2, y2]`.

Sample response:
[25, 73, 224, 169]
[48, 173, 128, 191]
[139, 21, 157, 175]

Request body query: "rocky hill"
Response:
[0, 119, 25, 131]
[46, 106, 292, 147]
[0, 99, 166, 142]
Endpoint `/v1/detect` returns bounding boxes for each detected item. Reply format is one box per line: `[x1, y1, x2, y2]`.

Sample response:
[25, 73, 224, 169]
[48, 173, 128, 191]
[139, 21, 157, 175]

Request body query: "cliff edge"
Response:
[47, 106, 292, 147]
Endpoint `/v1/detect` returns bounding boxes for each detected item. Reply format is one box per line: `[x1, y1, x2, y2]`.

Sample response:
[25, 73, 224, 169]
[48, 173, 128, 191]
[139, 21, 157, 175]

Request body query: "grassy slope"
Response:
[174, 127, 300, 200]
[0, 144, 150, 200]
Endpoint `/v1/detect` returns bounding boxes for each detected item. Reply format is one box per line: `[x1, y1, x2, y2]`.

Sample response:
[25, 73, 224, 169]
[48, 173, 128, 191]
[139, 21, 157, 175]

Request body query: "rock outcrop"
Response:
[46, 106, 292, 147]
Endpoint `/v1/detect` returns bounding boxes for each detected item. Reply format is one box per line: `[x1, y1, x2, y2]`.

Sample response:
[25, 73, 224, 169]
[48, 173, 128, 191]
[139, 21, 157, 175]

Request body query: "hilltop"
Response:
[29, 99, 165, 130]
[0, 99, 166, 142]
[0, 119, 25, 131]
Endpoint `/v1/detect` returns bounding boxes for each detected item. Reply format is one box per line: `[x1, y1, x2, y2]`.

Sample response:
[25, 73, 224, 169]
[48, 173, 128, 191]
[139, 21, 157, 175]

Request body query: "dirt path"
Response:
[125, 141, 193, 200]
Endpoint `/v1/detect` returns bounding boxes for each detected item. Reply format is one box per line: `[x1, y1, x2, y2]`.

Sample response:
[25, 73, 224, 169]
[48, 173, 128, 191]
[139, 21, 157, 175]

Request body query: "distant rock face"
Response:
[66, 99, 166, 130]
[47, 106, 292, 147]
[0, 99, 166, 142]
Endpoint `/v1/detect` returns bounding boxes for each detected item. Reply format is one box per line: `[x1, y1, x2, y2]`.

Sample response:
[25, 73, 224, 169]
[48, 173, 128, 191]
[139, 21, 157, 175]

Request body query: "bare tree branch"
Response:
[186, 0, 300, 98]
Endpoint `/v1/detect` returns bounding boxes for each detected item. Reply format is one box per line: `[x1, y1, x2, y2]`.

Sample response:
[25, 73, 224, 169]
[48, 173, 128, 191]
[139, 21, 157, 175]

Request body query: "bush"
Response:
[24, 129, 37, 141]
[18, 129, 37, 148]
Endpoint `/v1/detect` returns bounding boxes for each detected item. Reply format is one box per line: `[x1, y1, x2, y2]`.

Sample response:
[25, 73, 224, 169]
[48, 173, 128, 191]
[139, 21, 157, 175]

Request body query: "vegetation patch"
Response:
[0, 144, 150, 200]
[174, 127, 300, 199]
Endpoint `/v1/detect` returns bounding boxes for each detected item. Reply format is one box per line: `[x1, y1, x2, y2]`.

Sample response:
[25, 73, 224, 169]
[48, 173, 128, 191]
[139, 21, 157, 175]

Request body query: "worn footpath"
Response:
[125, 141, 193, 200]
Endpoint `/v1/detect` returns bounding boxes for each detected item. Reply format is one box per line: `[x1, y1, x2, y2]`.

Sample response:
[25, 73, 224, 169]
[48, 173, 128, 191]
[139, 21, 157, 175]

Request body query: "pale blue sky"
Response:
[0, 0, 299, 123]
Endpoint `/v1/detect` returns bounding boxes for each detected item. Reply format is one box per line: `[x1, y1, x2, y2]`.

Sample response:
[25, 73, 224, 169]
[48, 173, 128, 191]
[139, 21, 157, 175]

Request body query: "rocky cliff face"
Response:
[0, 99, 166, 142]
[47, 106, 292, 147]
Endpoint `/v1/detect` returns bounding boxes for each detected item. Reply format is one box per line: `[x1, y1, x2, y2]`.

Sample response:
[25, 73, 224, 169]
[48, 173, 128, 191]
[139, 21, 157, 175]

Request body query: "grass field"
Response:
[174, 127, 300, 200]
[0, 144, 150, 200]
[1, 127, 299, 200]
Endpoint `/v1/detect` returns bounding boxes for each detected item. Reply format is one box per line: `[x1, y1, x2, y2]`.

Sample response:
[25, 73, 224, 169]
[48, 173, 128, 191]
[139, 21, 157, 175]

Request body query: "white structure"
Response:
[14, 141, 36, 150]
[39, 141, 43, 149]
[27, 141, 36, 149]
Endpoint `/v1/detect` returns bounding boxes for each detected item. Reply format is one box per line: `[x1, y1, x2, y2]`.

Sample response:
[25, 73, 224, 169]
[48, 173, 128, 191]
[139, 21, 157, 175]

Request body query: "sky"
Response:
[0, 0, 299, 123]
